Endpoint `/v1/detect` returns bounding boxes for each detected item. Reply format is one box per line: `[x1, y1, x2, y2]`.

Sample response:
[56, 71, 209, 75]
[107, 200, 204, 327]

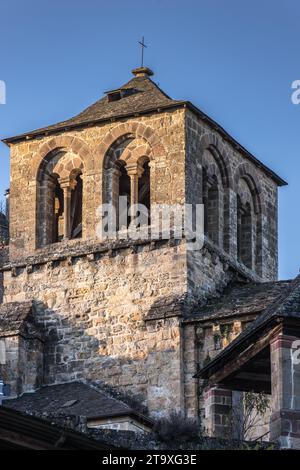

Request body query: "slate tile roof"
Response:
[235, 274, 300, 338]
[0, 301, 37, 336]
[197, 275, 300, 379]
[3, 75, 183, 142]
[3, 381, 152, 425]
[190, 280, 292, 322]
[2, 70, 286, 186]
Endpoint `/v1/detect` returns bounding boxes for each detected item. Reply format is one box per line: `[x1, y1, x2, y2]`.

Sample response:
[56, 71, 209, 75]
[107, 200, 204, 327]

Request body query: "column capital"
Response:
[270, 333, 299, 350]
[107, 167, 121, 178]
[59, 177, 72, 189]
[59, 176, 78, 192]
[126, 162, 144, 178]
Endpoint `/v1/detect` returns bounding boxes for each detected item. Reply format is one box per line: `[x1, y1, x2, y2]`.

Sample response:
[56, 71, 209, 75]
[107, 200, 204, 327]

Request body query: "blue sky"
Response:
[0, 0, 299, 279]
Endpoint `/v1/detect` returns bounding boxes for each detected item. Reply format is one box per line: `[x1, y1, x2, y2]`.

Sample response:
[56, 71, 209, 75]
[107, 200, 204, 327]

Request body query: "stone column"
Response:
[126, 163, 144, 219]
[270, 333, 300, 449]
[204, 385, 232, 438]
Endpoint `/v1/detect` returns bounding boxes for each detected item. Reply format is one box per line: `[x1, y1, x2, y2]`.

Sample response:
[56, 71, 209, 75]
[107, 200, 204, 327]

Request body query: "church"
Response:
[0, 65, 300, 449]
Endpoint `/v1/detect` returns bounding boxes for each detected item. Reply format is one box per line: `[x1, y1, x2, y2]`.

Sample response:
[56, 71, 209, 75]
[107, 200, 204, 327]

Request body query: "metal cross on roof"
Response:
[138, 36, 147, 67]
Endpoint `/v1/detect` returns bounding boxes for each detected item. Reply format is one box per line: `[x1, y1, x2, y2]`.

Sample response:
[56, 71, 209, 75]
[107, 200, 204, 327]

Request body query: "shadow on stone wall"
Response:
[31, 297, 183, 417]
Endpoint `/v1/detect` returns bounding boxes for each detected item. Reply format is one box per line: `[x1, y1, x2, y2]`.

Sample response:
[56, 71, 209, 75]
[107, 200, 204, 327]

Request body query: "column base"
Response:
[270, 409, 300, 449]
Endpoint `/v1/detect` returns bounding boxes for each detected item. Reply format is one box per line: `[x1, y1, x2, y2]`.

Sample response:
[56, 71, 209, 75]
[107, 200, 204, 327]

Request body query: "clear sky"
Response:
[0, 0, 299, 279]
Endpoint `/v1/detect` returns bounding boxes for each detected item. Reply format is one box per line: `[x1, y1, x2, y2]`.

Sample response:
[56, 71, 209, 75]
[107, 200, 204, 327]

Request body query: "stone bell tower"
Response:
[0, 66, 284, 418]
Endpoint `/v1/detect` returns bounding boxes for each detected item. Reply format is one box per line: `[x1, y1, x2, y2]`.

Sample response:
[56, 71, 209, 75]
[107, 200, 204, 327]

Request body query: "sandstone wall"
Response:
[0, 246, 9, 303]
[185, 108, 278, 281]
[4, 102, 281, 422]
[8, 109, 186, 261]
[0, 335, 44, 397]
[3, 239, 187, 418]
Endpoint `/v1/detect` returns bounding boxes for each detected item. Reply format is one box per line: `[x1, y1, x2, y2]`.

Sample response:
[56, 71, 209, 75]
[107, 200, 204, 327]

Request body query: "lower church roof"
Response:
[190, 279, 292, 322]
[197, 274, 300, 380]
[3, 381, 153, 427]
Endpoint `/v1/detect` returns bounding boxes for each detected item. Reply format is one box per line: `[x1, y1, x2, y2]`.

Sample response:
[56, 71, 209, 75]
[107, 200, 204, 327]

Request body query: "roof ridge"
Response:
[259, 273, 300, 320]
[83, 380, 132, 410]
[1, 73, 286, 186]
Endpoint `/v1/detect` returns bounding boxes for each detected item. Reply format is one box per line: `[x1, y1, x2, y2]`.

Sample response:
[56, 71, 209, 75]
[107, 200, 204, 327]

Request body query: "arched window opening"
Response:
[207, 179, 219, 245]
[104, 140, 152, 232]
[53, 177, 64, 243]
[118, 163, 130, 199]
[117, 162, 130, 229]
[70, 173, 83, 239]
[37, 151, 84, 247]
[203, 172, 220, 245]
[138, 160, 150, 225]
[237, 197, 253, 269]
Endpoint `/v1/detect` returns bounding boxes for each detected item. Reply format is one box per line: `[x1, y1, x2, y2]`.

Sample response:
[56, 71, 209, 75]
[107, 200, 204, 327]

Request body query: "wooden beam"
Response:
[0, 428, 56, 450]
[208, 325, 281, 385]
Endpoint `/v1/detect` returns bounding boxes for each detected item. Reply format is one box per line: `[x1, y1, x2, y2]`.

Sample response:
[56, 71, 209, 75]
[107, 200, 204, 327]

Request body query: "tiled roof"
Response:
[197, 275, 300, 378]
[3, 75, 183, 142]
[235, 274, 300, 338]
[3, 381, 151, 424]
[190, 280, 292, 322]
[0, 301, 37, 336]
[2, 69, 286, 186]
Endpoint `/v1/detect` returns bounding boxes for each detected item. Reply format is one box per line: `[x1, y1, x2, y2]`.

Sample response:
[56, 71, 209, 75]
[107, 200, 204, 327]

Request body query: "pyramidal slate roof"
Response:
[198, 274, 300, 379]
[2, 67, 286, 186]
[3, 68, 183, 143]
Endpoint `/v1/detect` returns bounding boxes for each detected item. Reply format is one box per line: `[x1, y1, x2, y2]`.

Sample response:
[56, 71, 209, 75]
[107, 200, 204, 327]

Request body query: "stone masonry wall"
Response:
[0, 335, 44, 397]
[0, 246, 9, 303]
[8, 109, 186, 261]
[182, 316, 271, 438]
[3, 103, 281, 423]
[3, 239, 186, 418]
[185, 108, 278, 281]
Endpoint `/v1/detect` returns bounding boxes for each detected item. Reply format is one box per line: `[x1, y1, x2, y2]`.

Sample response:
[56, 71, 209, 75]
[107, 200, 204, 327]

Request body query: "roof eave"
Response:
[184, 102, 287, 187]
[2, 100, 287, 186]
[198, 313, 300, 382]
[87, 410, 154, 428]
[196, 314, 283, 380]
[1, 102, 187, 146]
